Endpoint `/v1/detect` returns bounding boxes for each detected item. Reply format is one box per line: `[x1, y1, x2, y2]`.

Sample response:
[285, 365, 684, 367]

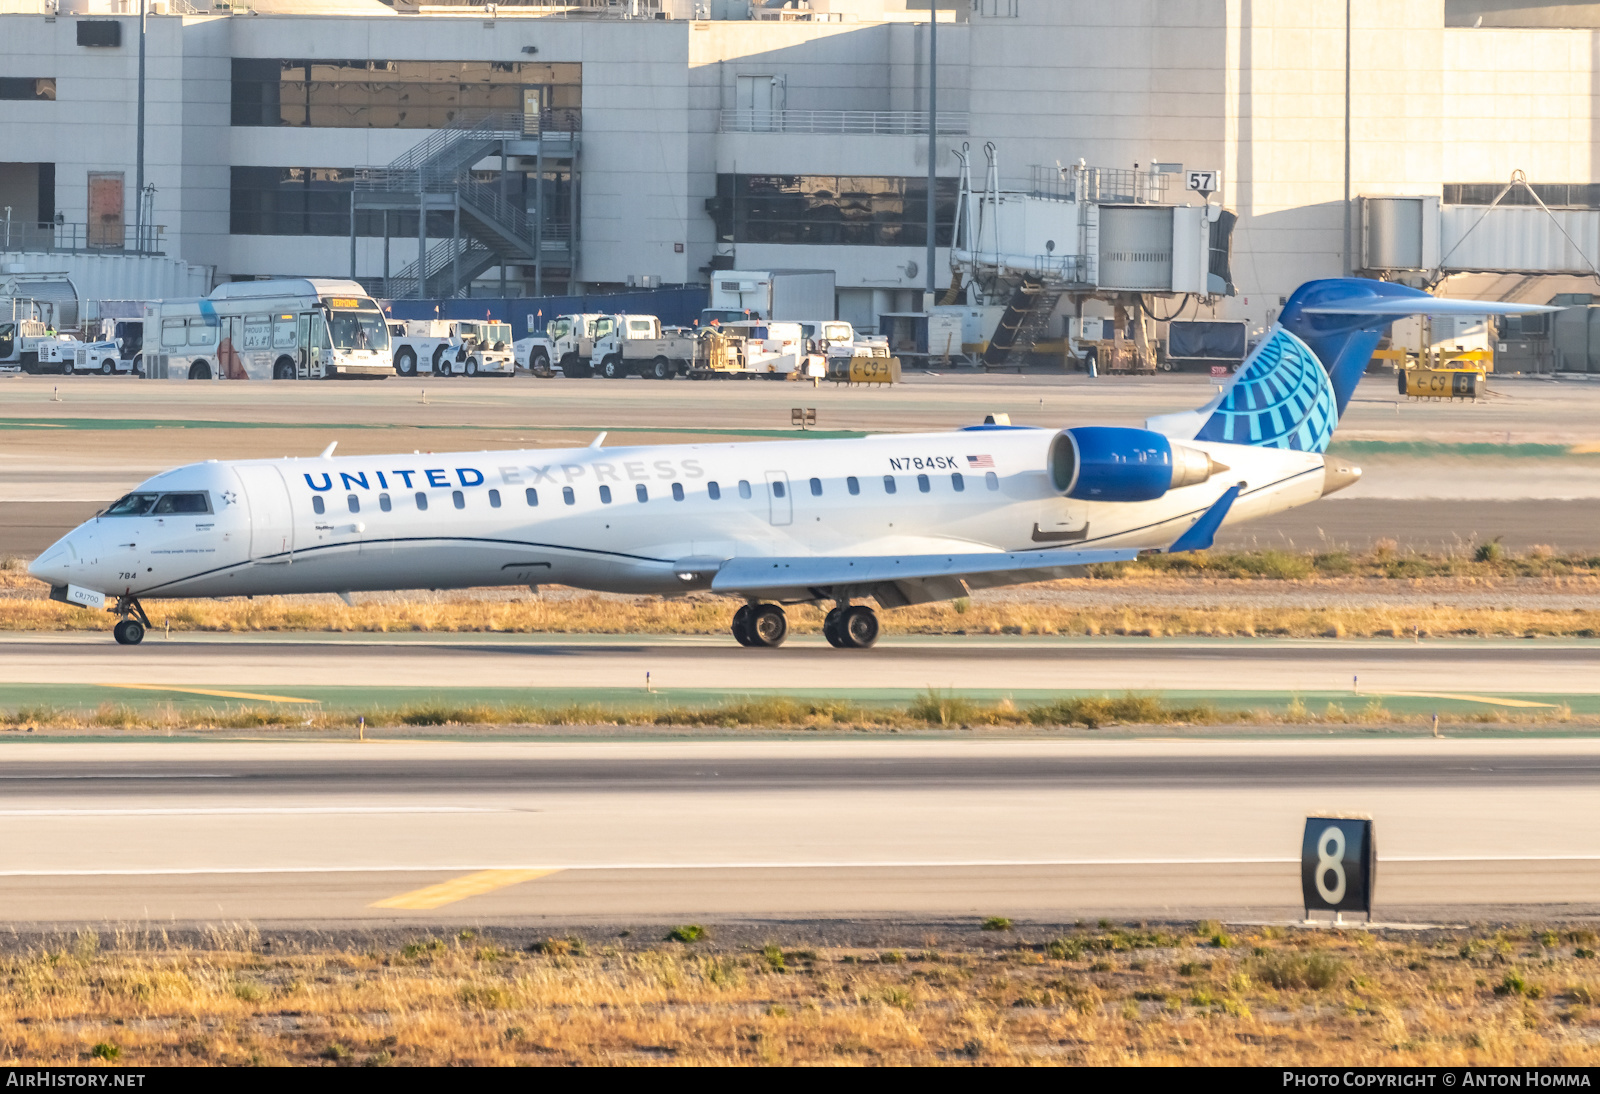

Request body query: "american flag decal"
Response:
[967, 454, 995, 468]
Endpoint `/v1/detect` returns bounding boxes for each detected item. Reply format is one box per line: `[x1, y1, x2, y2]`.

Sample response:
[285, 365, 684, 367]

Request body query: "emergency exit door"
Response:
[765, 471, 792, 526]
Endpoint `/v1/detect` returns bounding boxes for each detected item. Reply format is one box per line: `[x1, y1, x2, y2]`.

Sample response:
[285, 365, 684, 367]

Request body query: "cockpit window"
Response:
[104, 493, 159, 516]
[152, 492, 212, 515]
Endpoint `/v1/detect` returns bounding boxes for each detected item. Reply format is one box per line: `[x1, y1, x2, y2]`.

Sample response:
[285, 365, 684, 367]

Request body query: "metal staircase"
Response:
[351, 111, 579, 299]
[981, 277, 1064, 371]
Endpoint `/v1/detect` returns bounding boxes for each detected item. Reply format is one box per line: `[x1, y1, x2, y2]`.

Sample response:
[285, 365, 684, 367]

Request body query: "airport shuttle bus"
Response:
[142, 279, 393, 381]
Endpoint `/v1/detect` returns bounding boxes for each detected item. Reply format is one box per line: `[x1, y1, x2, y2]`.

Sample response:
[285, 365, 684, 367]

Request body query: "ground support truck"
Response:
[62, 317, 144, 376]
[392, 320, 514, 377]
[514, 313, 613, 378]
[702, 270, 835, 326]
[592, 315, 696, 379]
[1, 298, 72, 374]
[687, 321, 824, 381]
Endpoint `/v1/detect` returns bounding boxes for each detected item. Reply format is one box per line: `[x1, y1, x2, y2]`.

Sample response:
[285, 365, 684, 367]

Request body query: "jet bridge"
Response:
[948, 144, 1237, 371]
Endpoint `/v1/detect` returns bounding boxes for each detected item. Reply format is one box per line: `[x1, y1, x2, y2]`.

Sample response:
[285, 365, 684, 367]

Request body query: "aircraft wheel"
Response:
[113, 619, 145, 646]
[731, 604, 756, 647]
[822, 607, 848, 648]
[840, 605, 879, 649]
[749, 604, 788, 648]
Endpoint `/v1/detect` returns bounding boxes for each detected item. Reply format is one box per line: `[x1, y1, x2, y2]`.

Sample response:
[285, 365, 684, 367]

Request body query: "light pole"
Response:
[925, 2, 937, 302]
[135, 0, 147, 252]
[1343, 0, 1351, 276]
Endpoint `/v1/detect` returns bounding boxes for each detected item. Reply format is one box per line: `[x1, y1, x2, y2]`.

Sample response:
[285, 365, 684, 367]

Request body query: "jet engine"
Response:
[1049, 426, 1227, 502]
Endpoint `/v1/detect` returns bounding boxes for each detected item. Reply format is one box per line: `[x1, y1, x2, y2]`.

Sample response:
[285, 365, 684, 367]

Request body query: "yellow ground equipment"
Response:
[1398, 367, 1480, 399]
[826, 344, 901, 385]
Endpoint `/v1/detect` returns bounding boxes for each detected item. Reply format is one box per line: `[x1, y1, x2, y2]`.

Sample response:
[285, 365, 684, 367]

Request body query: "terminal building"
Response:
[4, 0, 1600, 336]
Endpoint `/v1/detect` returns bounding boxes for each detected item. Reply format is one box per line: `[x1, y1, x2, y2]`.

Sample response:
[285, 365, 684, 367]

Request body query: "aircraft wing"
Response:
[709, 547, 1140, 607]
[705, 483, 1240, 607]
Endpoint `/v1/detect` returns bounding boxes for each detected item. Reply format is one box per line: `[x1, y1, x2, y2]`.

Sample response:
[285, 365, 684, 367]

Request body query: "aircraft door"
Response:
[234, 463, 296, 562]
[765, 471, 792, 526]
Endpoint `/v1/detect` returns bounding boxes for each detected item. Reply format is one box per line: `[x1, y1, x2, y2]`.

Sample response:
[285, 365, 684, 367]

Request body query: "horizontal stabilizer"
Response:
[1300, 298, 1561, 316]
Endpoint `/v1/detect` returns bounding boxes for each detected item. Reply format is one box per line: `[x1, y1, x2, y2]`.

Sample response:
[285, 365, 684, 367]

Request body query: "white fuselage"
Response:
[29, 429, 1327, 603]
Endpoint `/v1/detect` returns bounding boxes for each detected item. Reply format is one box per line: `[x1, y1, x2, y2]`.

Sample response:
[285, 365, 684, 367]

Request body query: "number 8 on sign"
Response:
[1300, 816, 1375, 920]
[1314, 826, 1346, 903]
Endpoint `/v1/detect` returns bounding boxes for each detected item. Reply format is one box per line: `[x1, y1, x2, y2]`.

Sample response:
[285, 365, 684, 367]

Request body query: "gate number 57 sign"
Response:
[1186, 170, 1219, 194]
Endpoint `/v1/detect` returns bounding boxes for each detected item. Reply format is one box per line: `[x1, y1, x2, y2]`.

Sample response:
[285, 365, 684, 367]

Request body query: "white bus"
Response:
[143, 278, 393, 381]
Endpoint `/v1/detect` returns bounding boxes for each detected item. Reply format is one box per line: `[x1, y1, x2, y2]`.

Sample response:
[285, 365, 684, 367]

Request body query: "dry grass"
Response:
[4, 546, 1600, 639]
[6, 924, 1600, 1065]
[2, 590, 1600, 640]
[0, 692, 1583, 733]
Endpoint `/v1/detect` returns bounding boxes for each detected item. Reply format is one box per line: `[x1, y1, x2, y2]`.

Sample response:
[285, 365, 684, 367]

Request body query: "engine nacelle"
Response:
[1049, 426, 1226, 501]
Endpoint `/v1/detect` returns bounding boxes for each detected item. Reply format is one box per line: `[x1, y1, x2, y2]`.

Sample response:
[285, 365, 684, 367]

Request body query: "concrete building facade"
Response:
[2, 0, 1598, 330]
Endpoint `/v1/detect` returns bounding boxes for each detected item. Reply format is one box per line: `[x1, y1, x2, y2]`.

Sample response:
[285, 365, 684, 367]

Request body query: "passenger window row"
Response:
[308, 471, 1001, 514]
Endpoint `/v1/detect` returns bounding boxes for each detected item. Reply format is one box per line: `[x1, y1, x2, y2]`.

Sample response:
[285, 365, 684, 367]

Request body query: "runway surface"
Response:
[2, 632, 1596, 697]
[4, 738, 1600, 927]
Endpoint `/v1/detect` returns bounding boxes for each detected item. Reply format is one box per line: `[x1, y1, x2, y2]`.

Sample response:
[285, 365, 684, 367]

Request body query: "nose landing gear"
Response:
[111, 595, 152, 646]
[823, 603, 880, 649]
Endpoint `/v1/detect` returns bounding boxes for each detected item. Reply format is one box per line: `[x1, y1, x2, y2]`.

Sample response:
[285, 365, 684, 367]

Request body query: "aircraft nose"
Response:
[27, 541, 73, 587]
[1320, 455, 1362, 497]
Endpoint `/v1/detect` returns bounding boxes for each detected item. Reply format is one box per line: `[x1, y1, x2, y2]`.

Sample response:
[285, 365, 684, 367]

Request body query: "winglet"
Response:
[1167, 484, 1241, 553]
[590, 432, 607, 448]
[319, 441, 338, 459]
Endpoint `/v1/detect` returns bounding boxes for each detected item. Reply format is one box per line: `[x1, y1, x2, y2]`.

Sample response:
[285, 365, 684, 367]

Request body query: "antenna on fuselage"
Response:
[319, 441, 338, 459]
[590, 432, 607, 448]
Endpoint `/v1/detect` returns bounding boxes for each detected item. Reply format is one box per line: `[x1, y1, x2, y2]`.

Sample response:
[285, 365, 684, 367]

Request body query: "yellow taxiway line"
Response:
[98, 683, 319, 704]
[370, 868, 564, 910]
[1362, 690, 1555, 709]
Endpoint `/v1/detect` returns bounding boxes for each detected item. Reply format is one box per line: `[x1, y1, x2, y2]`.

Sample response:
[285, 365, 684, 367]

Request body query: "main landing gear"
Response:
[823, 603, 879, 649]
[112, 595, 152, 646]
[729, 602, 880, 649]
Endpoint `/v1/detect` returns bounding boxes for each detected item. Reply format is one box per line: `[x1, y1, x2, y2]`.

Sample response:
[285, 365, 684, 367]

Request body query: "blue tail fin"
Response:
[1165, 278, 1557, 454]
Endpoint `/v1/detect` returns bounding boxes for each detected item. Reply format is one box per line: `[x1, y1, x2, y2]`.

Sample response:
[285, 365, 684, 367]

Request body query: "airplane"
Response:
[29, 278, 1555, 649]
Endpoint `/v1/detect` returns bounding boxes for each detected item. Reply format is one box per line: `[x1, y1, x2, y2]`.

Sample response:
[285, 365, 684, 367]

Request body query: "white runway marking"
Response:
[5, 855, 1600, 878]
[0, 806, 504, 817]
[0, 774, 233, 780]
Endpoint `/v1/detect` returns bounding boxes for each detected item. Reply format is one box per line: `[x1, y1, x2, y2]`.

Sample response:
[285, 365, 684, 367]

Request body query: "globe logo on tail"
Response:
[1194, 326, 1337, 454]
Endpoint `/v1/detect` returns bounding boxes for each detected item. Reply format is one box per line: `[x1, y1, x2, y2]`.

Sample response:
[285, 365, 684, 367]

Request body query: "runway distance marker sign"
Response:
[1301, 816, 1376, 923]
